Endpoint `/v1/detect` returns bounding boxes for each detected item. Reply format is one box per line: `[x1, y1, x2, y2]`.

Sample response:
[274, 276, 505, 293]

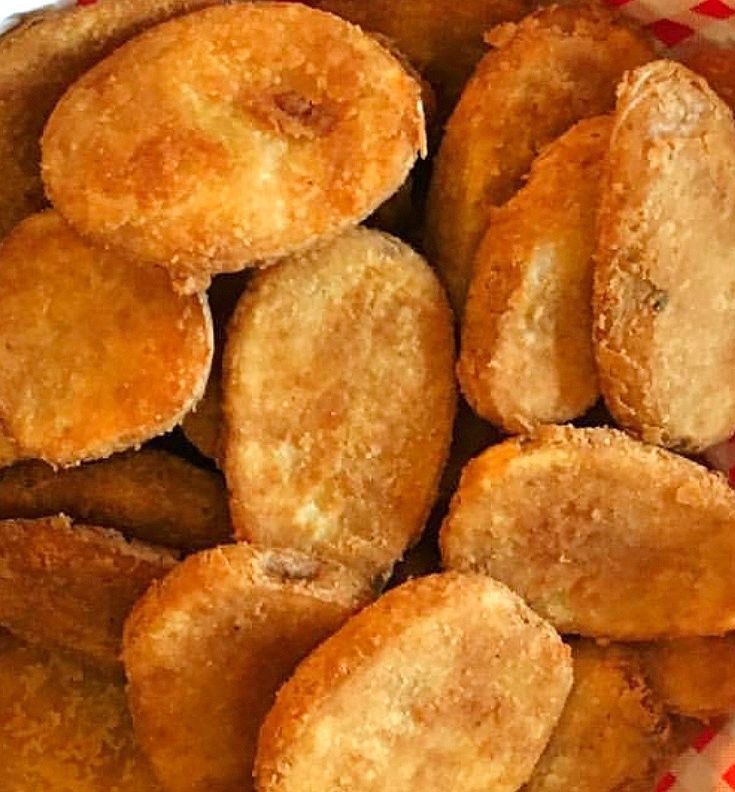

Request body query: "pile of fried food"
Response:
[2, 0, 735, 790]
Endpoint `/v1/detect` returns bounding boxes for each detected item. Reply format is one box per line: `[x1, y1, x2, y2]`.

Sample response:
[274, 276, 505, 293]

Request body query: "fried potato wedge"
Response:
[0, 450, 230, 551]
[42, 3, 425, 292]
[0, 211, 212, 466]
[459, 116, 609, 432]
[595, 60, 735, 452]
[524, 641, 671, 792]
[0, 515, 176, 666]
[123, 543, 369, 792]
[223, 228, 455, 583]
[441, 426, 735, 639]
[314, 0, 535, 115]
[256, 573, 572, 792]
[0, 631, 160, 792]
[642, 636, 735, 719]
[683, 46, 735, 110]
[425, 2, 653, 312]
[0, 0, 222, 240]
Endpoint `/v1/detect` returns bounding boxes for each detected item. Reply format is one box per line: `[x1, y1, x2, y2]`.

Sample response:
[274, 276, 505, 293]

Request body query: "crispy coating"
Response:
[0, 631, 160, 792]
[123, 543, 370, 792]
[425, 2, 653, 312]
[0, 211, 212, 466]
[0, 0, 224, 241]
[223, 228, 455, 583]
[41, 3, 425, 292]
[0, 515, 176, 666]
[459, 116, 609, 432]
[595, 60, 735, 452]
[524, 641, 671, 792]
[0, 430, 18, 468]
[683, 46, 735, 110]
[314, 0, 536, 115]
[256, 573, 572, 792]
[642, 635, 735, 719]
[441, 426, 735, 639]
[0, 450, 230, 551]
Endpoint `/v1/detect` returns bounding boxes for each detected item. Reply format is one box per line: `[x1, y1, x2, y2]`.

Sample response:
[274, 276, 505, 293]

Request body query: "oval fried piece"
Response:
[0, 515, 176, 666]
[0, 631, 160, 792]
[42, 3, 425, 291]
[441, 426, 735, 639]
[0, 450, 230, 551]
[0, 211, 212, 466]
[0, 0, 221, 240]
[256, 573, 572, 792]
[642, 635, 735, 719]
[525, 641, 671, 792]
[425, 2, 653, 312]
[123, 543, 370, 792]
[314, 0, 536, 114]
[223, 228, 455, 583]
[459, 116, 610, 432]
[595, 60, 735, 452]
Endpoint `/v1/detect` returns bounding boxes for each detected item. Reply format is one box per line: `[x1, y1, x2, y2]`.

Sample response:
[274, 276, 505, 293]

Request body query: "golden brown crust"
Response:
[595, 60, 735, 452]
[41, 3, 425, 290]
[425, 1, 653, 312]
[459, 116, 609, 432]
[0, 450, 231, 551]
[314, 0, 536, 116]
[441, 426, 735, 639]
[642, 635, 735, 719]
[524, 641, 671, 792]
[0, 0, 225, 240]
[0, 515, 176, 666]
[0, 211, 213, 466]
[256, 573, 572, 792]
[223, 227, 455, 583]
[682, 45, 735, 110]
[0, 631, 161, 791]
[123, 543, 370, 792]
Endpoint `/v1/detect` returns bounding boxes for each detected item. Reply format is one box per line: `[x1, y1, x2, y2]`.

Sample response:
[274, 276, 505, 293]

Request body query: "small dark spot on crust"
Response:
[247, 91, 338, 139]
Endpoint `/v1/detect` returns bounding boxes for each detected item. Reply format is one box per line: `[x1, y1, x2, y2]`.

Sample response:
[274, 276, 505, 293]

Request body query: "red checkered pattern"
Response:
[655, 719, 735, 791]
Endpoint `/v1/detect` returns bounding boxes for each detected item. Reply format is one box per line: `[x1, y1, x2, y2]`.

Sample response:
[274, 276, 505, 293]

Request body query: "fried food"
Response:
[0, 0, 222, 240]
[642, 636, 735, 719]
[525, 641, 671, 792]
[0, 450, 230, 551]
[459, 116, 610, 432]
[595, 60, 735, 452]
[441, 426, 735, 639]
[314, 0, 536, 115]
[0, 430, 18, 468]
[223, 228, 455, 583]
[425, 2, 653, 312]
[256, 573, 572, 792]
[0, 515, 176, 666]
[0, 211, 212, 466]
[0, 630, 161, 792]
[683, 46, 735, 110]
[123, 543, 370, 792]
[42, 3, 425, 292]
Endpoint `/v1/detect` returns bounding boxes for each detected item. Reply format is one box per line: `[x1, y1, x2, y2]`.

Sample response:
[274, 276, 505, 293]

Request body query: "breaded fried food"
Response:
[314, 0, 536, 114]
[0, 211, 212, 466]
[425, 2, 653, 312]
[0, 515, 176, 666]
[0, 631, 161, 792]
[683, 46, 735, 110]
[256, 573, 572, 792]
[0, 450, 230, 551]
[595, 61, 735, 452]
[642, 635, 735, 719]
[123, 543, 370, 792]
[0, 0, 222, 240]
[42, 3, 425, 292]
[459, 116, 610, 433]
[0, 430, 18, 469]
[441, 426, 735, 639]
[525, 641, 671, 792]
[223, 228, 455, 583]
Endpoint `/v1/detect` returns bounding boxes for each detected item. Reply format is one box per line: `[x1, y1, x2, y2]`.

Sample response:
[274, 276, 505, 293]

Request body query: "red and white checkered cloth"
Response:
[0, 0, 734, 789]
